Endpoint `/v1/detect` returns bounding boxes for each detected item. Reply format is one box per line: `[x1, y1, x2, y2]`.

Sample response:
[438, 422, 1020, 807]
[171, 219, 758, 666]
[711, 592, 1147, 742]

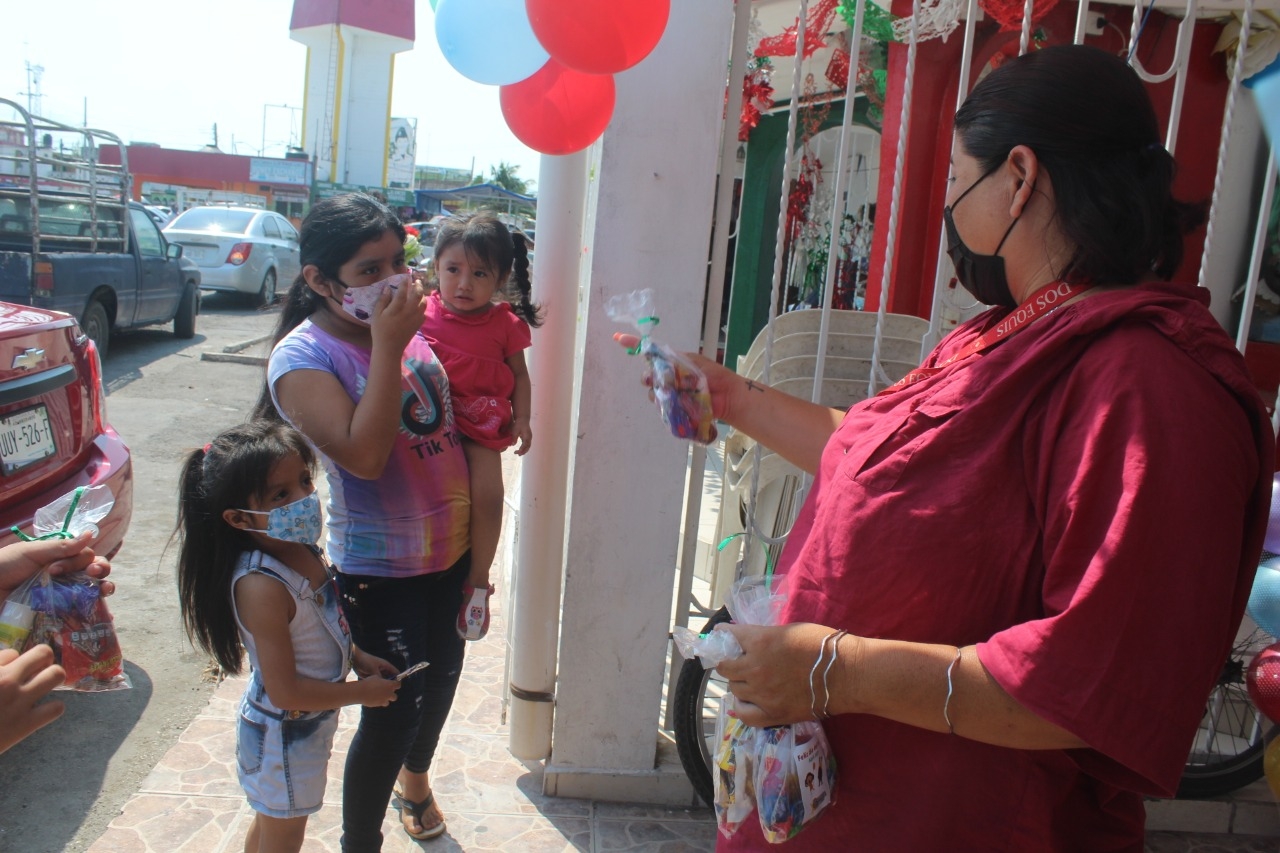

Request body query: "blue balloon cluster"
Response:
[1248, 558, 1280, 638]
[435, 0, 549, 87]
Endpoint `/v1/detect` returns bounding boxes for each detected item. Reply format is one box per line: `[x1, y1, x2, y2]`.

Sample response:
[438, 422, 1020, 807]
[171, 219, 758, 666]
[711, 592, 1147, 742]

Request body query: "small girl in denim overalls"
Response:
[175, 421, 407, 853]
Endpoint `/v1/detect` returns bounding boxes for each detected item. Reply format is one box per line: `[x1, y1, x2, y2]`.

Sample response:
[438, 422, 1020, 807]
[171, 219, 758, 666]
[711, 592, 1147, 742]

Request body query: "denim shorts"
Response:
[237, 697, 339, 818]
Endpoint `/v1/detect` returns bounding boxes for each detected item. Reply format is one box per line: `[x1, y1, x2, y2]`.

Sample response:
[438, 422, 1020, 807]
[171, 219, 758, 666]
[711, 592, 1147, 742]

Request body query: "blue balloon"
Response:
[1248, 559, 1280, 638]
[435, 0, 549, 86]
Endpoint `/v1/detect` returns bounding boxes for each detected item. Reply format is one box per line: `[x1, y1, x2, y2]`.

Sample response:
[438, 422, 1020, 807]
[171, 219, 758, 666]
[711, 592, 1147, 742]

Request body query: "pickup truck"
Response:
[0, 98, 199, 356]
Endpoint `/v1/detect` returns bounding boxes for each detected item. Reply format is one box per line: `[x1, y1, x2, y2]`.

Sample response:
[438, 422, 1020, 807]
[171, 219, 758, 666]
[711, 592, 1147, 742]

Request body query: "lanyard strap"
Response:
[877, 280, 1091, 396]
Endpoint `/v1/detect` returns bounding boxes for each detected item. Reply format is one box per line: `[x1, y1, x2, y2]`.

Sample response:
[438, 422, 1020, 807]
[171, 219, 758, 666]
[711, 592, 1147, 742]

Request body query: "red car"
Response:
[0, 302, 132, 556]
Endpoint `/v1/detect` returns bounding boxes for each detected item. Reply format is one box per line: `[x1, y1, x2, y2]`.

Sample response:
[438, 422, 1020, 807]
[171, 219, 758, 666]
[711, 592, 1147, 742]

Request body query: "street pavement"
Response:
[0, 293, 282, 852]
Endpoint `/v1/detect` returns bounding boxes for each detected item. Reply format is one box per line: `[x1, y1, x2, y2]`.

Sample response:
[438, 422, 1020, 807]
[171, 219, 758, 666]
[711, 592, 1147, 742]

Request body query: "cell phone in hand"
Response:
[395, 661, 430, 681]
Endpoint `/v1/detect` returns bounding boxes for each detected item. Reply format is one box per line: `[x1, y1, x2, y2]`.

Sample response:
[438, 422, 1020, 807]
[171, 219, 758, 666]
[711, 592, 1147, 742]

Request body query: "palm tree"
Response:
[487, 161, 529, 195]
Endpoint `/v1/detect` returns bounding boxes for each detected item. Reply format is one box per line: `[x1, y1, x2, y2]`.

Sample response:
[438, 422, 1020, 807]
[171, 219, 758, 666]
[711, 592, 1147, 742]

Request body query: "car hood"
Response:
[0, 301, 76, 334]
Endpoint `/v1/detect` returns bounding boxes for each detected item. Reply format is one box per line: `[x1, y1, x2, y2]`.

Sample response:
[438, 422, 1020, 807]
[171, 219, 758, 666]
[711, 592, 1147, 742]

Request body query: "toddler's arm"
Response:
[508, 350, 532, 455]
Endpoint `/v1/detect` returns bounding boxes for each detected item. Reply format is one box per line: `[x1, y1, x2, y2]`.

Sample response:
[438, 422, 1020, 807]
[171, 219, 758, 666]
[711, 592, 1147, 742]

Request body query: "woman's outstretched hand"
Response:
[612, 333, 737, 424]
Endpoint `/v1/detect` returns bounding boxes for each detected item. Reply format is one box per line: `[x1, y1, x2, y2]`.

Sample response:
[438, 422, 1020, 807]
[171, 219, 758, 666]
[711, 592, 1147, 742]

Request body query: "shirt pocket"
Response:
[840, 401, 961, 492]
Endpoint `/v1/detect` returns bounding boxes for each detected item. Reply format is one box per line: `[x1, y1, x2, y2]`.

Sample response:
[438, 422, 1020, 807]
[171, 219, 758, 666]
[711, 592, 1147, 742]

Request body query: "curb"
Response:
[200, 333, 271, 367]
[200, 352, 265, 366]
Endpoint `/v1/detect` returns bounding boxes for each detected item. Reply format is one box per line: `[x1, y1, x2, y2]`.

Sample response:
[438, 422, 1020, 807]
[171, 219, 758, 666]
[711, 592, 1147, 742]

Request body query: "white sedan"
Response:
[164, 206, 301, 306]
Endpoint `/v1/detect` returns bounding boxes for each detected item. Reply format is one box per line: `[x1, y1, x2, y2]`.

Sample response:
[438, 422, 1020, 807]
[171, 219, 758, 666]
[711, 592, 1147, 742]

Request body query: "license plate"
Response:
[0, 406, 56, 475]
[183, 246, 206, 262]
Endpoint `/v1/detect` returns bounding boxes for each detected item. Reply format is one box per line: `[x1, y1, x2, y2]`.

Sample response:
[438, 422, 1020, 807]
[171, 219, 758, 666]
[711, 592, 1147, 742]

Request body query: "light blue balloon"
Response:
[435, 0, 549, 87]
[1248, 559, 1280, 638]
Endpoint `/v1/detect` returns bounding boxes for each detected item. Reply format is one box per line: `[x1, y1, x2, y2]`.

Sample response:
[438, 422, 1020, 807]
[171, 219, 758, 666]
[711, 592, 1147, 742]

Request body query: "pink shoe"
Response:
[457, 582, 495, 641]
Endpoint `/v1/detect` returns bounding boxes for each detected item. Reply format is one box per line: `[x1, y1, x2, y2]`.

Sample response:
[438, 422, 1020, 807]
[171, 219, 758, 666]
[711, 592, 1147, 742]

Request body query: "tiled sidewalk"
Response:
[80, 441, 1279, 852]
[85, 594, 717, 853]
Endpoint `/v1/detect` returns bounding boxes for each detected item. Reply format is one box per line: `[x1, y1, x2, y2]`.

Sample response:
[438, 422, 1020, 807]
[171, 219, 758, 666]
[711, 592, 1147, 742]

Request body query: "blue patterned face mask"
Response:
[236, 492, 323, 546]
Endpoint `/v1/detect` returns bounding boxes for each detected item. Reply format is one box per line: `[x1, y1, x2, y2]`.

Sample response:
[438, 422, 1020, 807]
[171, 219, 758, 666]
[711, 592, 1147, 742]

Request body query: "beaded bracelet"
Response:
[943, 647, 963, 735]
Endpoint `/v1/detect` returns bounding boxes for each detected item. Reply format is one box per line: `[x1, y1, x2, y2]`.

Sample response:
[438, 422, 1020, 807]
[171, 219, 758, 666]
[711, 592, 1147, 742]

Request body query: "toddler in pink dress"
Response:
[420, 215, 540, 639]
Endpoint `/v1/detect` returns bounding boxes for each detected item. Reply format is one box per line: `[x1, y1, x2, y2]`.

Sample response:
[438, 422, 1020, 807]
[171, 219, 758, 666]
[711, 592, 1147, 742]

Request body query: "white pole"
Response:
[814, 0, 869, 403]
[663, 0, 753, 729]
[921, 0, 980, 357]
[508, 150, 588, 760]
[1235, 146, 1277, 352]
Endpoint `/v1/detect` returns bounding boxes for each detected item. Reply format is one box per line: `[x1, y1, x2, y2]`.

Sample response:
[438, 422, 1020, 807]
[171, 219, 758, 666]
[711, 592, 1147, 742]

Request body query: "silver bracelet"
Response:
[808, 634, 830, 720]
[809, 629, 842, 720]
[943, 647, 963, 735]
[820, 630, 848, 719]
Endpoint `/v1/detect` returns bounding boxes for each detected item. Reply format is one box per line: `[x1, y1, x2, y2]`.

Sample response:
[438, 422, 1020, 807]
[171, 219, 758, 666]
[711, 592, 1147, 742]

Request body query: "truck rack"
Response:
[0, 98, 131, 256]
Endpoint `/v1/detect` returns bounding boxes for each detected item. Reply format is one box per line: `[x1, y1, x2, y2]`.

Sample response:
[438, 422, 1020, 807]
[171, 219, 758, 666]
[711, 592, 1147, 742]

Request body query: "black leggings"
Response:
[336, 553, 468, 853]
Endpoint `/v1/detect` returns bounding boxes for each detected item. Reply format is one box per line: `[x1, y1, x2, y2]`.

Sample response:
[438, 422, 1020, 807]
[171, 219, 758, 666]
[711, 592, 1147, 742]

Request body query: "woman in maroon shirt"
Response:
[669, 45, 1273, 851]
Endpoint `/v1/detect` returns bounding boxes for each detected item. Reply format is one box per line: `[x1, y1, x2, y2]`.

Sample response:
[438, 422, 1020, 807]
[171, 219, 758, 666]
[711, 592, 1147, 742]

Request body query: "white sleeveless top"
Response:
[231, 550, 351, 716]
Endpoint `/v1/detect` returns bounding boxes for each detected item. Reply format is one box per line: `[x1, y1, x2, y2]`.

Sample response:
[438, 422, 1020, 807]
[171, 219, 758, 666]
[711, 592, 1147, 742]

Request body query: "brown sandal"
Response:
[393, 787, 446, 840]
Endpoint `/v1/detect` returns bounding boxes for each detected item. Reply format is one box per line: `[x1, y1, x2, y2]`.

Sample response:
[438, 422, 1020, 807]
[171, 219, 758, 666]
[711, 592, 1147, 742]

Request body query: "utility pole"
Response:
[21, 61, 44, 116]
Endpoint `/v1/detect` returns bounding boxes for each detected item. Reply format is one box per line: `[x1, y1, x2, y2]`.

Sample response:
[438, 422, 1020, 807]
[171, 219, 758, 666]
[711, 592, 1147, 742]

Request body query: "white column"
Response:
[543, 0, 734, 804]
[508, 151, 589, 759]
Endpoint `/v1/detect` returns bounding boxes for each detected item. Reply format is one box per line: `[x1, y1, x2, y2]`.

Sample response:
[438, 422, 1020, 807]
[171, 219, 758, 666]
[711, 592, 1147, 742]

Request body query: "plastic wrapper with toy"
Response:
[673, 576, 837, 842]
[0, 485, 130, 692]
[606, 288, 717, 445]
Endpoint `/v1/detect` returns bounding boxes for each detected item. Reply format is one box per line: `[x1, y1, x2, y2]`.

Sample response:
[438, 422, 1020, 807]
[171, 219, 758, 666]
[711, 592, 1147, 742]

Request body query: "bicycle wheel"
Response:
[673, 606, 733, 807]
[1178, 626, 1277, 798]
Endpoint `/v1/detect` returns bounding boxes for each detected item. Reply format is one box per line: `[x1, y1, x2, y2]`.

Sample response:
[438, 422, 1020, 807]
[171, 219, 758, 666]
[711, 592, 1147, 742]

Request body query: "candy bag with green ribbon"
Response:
[607, 288, 717, 445]
[8, 485, 130, 692]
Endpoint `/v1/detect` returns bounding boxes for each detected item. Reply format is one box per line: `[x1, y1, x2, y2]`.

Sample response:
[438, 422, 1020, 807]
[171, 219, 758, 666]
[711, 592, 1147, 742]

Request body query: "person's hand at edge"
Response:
[0, 644, 66, 753]
[0, 532, 114, 602]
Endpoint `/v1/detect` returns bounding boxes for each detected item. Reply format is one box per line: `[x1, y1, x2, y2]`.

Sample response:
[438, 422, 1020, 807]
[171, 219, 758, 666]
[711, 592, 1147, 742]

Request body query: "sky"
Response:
[0, 0, 544, 190]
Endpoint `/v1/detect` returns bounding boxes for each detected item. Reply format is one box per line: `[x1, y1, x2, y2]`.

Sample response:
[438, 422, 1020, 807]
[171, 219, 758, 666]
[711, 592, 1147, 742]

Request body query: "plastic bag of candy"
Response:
[6, 486, 130, 692]
[754, 717, 837, 842]
[714, 693, 757, 837]
[606, 288, 717, 444]
[672, 576, 836, 842]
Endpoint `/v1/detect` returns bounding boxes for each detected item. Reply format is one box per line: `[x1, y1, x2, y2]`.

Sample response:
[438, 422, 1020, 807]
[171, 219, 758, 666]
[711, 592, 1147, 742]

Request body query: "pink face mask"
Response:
[340, 273, 410, 324]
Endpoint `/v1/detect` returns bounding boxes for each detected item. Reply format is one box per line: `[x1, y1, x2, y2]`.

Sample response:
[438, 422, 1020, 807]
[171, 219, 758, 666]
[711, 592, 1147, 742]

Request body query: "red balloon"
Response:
[500, 60, 615, 156]
[1248, 643, 1280, 723]
[526, 0, 670, 75]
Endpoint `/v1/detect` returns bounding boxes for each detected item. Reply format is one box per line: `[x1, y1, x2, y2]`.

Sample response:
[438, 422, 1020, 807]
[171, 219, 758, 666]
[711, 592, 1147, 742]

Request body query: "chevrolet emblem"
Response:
[11, 348, 44, 370]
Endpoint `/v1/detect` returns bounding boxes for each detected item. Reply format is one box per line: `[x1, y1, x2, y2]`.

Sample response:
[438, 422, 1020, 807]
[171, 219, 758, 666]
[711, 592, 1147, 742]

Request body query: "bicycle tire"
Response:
[673, 606, 733, 807]
[1177, 626, 1276, 799]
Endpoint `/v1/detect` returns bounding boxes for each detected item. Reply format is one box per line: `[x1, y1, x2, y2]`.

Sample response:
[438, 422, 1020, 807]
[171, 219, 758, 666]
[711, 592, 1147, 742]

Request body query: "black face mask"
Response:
[943, 164, 1021, 308]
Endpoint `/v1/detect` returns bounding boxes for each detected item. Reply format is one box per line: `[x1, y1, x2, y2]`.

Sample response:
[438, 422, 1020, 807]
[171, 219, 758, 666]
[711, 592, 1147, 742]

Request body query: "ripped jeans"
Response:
[335, 553, 468, 853]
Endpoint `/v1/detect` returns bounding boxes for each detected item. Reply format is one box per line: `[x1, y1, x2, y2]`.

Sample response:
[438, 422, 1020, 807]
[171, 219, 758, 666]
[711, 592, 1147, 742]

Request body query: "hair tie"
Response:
[203, 443, 212, 453]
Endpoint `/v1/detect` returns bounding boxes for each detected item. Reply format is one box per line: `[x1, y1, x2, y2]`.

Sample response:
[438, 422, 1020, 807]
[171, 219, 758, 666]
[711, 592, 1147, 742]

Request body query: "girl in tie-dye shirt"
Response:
[253, 193, 469, 847]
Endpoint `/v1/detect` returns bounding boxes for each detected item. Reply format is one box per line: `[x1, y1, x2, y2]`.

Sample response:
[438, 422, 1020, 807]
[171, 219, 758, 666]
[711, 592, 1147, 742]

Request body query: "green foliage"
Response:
[487, 162, 530, 195]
